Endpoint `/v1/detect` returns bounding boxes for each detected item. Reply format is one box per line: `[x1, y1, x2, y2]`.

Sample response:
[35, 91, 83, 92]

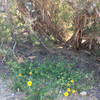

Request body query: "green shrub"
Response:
[7, 58, 94, 100]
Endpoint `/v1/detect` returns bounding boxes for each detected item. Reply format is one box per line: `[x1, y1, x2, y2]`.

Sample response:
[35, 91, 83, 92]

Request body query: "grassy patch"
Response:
[7, 57, 94, 100]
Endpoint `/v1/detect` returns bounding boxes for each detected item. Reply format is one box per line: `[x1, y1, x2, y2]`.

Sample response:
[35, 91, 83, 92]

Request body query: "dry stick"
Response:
[1, 56, 5, 64]
[0, 40, 4, 48]
[12, 39, 17, 56]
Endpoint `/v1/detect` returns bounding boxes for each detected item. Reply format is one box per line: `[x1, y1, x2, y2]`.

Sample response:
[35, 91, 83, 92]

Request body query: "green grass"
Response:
[7, 57, 95, 100]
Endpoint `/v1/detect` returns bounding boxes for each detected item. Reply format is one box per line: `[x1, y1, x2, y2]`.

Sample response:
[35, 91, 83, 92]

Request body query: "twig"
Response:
[1, 56, 5, 64]
[0, 40, 4, 48]
[12, 39, 17, 56]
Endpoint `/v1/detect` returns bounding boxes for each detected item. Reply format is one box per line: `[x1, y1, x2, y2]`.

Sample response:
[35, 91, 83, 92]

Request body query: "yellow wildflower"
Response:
[70, 80, 74, 83]
[64, 91, 69, 96]
[67, 83, 70, 86]
[67, 88, 71, 92]
[18, 73, 22, 77]
[72, 90, 76, 94]
[27, 81, 32, 86]
[29, 72, 32, 75]
[56, 90, 59, 94]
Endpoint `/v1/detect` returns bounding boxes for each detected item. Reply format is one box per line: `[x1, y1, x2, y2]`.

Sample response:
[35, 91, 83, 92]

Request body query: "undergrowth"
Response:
[7, 57, 95, 100]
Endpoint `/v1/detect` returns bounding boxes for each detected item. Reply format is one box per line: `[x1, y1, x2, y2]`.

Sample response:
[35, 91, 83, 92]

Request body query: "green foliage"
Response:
[0, 16, 11, 43]
[7, 57, 95, 100]
[93, 49, 100, 57]
[52, 0, 73, 25]
[0, 15, 13, 60]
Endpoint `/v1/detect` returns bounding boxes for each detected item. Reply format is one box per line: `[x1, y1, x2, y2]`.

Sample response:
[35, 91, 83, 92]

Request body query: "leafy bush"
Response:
[7, 57, 93, 100]
[0, 16, 11, 43]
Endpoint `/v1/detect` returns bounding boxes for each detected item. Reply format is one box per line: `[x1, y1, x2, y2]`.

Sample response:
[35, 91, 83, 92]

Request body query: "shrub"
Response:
[7, 57, 93, 100]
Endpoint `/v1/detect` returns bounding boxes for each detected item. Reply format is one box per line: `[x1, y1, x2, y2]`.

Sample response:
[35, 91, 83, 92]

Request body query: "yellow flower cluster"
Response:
[64, 89, 76, 96]
[67, 80, 74, 86]
[64, 79, 76, 96]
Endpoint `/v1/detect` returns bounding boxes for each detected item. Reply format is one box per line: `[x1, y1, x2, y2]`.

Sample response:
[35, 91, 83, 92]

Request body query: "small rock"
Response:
[59, 90, 62, 94]
[80, 91, 87, 96]
[12, 93, 15, 96]
[3, 84, 7, 88]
